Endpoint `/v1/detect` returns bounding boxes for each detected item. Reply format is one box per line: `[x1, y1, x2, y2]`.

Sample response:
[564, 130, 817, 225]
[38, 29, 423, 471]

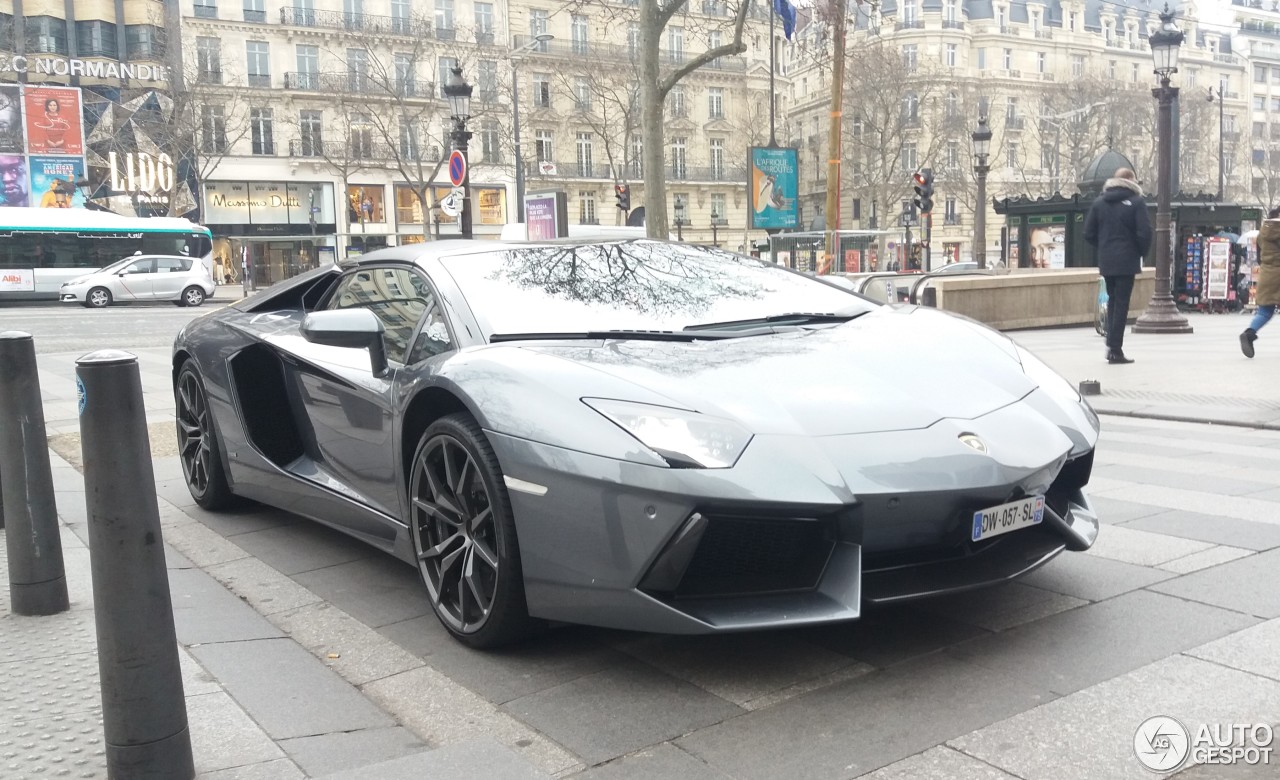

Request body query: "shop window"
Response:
[348, 185, 385, 223]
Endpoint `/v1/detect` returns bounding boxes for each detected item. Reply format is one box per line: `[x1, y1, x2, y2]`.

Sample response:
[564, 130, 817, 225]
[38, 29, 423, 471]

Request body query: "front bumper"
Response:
[486, 402, 1099, 635]
[59, 287, 85, 302]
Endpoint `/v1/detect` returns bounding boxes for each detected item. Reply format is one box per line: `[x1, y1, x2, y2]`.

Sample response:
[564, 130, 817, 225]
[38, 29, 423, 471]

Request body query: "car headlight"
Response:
[1015, 345, 1100, 438]
[582, 398, 752, 469]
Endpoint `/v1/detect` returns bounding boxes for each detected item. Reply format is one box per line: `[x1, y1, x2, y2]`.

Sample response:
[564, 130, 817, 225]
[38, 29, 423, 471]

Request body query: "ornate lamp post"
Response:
[674, 195, 687, 241]
[443, 66, 474, 239]
[510, 33, 553, 223]
[710, 208, 720, 246]
[971, 116, 992, 269]
[1134, 5, 1193, 334]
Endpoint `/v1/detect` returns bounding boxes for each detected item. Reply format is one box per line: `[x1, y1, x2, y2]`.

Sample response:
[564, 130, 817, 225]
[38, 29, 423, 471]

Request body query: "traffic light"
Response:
[615, 183, 630, 211]
[912, 168, 935, 214]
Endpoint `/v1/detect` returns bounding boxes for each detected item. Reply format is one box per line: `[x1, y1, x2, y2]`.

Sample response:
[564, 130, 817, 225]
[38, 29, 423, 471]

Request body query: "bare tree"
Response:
[551, 49, 643, 210]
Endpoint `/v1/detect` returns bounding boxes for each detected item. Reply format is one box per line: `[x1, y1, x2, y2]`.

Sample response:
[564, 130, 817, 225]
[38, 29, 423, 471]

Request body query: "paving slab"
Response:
[919, 581, 1088, 633]
[182, 502, 303, 539]
[854, 746, 1021, 780]
[315, 739, 552, 780]
[804, 604, 990, 668]
[1149, 548, 1280, 619]
[379, 616, 627, 704]
[278, 726, 427, 776]
[190, 638, 395, 741]
[675, 651, 1054, 780]
[187, 690, 288, 775]
[503, 660, 744, 766]
[274, 602, 424, 687]
[1093, 463, 1276, 497]
[949, 654, 1280, 780]
[168, 567, 284, 645]
[1159, 546, 1256, 574]
[946, 589, 1257, 697]
[1121, 510, 1280, 552]
[1084, 524, 1216, 567]
[570, 744, 735, 780]
[1087, 495, 1169, 524]
[206, 556, 324, 616]
[1187, 618, 1280, 682]
[198, 758, 307, 780]
[227, 522, 373, 576]
[1089, 482, 1280, 525]
[291, 555, 430, 629]
[1018, 549, 1177, 602]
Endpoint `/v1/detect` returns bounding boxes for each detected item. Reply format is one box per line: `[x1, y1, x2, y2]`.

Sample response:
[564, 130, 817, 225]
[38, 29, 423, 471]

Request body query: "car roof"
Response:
[348, 237, 676, 268]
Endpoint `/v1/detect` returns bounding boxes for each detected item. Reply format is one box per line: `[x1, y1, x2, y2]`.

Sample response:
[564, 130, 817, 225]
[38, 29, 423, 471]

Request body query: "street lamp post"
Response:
[971, 116, 992, 270]
[443, 66, 474, 239]
[510, 33, 553, 223]
[1134, 5, 1193, 334]
[711, 209, 720, 246]
[1208, 80, 1226, 202]
[674, 195, 687, 241]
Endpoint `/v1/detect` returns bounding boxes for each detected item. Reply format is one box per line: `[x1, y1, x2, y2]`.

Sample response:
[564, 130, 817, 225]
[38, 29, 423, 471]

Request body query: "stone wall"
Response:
[929, 269, 1156, 330]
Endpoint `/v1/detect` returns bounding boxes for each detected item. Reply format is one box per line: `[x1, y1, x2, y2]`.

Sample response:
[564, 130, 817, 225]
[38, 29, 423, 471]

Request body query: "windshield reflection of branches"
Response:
[490, 242, 766, 319]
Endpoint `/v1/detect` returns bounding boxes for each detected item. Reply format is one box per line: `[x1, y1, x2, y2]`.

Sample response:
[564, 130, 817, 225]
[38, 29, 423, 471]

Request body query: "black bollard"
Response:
[0, 331, 68, 615]
[77, 349, 194, 780]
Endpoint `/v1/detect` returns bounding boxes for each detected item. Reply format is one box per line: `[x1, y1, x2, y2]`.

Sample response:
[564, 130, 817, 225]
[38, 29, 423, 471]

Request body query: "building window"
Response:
[576, 132, 594, 177]
[1108, 60, 1116, 80]
[708, 87, 724, 119]
[578, 191, 597, 224]
[250, 108, 274, 155]
[391, 0, 411, 33]
[193, 0, 217, 18]
[946, 140, 959, 169]
[399, 120, 419, 160]
[1068, 12, 1077, 31]
[201, 105, 227, 154]
[474, 3, 493, 40]
[435, 0, 454, 36]
[1256, 96, 1267, 111]
[347, 48, 369, 92]
[671, 86, 686, 117]
[978, 96, 990, 117]
[944, 197, 957, 224]
[295, 45, 319, 89]
[572, 14, 589, 54]
[1006, 96, 1018, 121]
[535, 130, 553, 163]
[478, 60, 497, 101]
[481, 120, 500, 163]
[628, 23, 640, 56]
[668, 26, 684, 61]
[533, 73, 551, 108]
[125, 25, 165, 59]
[900, 142, 917, 171]
[944, 0, 958, 23]
[711, 193, 727, 223]
[350, 115, 374, 159]
[529, 10, 549, 49]
[196, 38, 222, 83]
[1041, 145, 1054, 170]
[395, 54, 416, 96]
[710, 138, 725, 178]
[945, 44, 957, 68]
[76, 21, 118, 57]
[1006, 141, 1018, 169]
[903, 44, 917, 72]
[1255, 121, 1266, 139]
[1002, 48, 1012, 70]
[671, 137, 687, 178]
[343, 0, 363, 29]
[995, 5, 1006, 28]
[903, 92, 919, 123]
[1272, 66, 1280, 84]
[575, 78, 592, 111]
[902, 0, 917, 24]
[246, 41, 270, 87]
[977, 48, 986, 70]
[1037, 52, 1046, 73]
[438, 56, 458, 98]
[299, 110, 323, 156]
[630, 138, 643, 178]
[1132, 63, 1140, 82]
[945, 91, 958, 119]
[1071, 55, 1084, 78]
[243, 0, 265, 22]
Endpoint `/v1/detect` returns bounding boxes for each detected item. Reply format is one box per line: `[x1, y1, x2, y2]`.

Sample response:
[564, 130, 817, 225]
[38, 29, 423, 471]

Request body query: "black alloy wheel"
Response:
[409, 413, 537, 648]
[175, 362, 235, 509]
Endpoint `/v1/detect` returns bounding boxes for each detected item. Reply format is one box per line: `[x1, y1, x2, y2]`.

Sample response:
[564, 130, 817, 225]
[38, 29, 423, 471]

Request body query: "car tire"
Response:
[175, 360, 237, 510]
[181, 286, 206, 307]
[409, 413, 541, 649]
[85, 287, 112, 308]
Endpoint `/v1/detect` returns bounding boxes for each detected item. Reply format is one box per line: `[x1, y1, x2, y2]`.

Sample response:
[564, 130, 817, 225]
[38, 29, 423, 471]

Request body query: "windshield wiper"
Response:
[683, 309, 867, 332]
[489, 327, 781, 344]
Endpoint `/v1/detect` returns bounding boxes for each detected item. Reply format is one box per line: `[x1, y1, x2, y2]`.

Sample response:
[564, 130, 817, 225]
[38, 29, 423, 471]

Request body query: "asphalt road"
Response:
[0, 300, 218, 354]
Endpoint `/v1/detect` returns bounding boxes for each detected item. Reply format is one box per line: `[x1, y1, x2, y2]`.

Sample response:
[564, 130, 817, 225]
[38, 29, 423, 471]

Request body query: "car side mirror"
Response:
[301, 309, 389, 377]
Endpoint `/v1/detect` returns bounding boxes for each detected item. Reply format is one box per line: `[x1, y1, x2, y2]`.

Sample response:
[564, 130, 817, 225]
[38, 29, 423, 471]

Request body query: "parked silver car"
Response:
[60, 254, 215, 308]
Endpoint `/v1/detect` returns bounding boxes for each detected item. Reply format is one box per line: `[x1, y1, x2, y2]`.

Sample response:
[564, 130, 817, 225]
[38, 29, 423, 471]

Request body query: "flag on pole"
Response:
[773, 0, 797, 40]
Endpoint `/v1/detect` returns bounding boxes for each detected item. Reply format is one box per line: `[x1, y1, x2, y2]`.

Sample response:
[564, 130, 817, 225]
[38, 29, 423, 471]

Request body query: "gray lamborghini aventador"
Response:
[172, 239, 1100, 648]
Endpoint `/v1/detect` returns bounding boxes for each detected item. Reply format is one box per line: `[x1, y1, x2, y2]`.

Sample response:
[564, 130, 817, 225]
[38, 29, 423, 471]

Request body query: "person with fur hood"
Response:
[1084, 168, 1152, 365]
[1240, 206, 1280, 358]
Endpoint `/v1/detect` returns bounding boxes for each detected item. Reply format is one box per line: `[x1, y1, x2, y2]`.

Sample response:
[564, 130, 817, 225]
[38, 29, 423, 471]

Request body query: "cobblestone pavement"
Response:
[3, 312, 1278, 778]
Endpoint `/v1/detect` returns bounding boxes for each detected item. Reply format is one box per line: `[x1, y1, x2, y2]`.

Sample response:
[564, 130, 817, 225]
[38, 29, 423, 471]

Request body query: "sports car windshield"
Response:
[438, 240, 874, 337]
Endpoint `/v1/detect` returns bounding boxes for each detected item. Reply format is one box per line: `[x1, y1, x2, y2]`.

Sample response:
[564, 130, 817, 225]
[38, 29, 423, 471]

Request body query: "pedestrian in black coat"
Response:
[1084, 168, 1153, 364]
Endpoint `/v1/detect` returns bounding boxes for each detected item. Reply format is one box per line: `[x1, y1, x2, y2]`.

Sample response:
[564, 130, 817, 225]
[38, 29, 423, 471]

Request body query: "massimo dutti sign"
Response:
[0, 56, 169, 84]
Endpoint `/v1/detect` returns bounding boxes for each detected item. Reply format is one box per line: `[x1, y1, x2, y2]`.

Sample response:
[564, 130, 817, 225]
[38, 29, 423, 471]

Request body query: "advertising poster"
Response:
[0, 86, 22, 154]
[30, 155, 85, 208]
[1204, 237, 1231, 301]
[525, 191, 567, 240]
[0, 154, 29, 206]
[844, 249, 862, 273]
[749, 147, 799, 231]
[1029, 223, 1067, 269]
[24, 85, 83, 156]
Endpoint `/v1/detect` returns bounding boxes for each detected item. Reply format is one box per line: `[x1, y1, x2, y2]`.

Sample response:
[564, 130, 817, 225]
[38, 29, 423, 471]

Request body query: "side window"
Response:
[406, 292, 454, 364]
[124, 259, 155, 274]
[326, 267, 441, 365]
[157, 257, 191, 273]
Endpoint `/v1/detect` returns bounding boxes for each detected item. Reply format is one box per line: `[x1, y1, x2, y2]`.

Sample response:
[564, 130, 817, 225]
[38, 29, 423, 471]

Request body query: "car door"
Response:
[286, 265, 433, 518]
[151, 256, 191, 299]
[113, 257, 156, 300]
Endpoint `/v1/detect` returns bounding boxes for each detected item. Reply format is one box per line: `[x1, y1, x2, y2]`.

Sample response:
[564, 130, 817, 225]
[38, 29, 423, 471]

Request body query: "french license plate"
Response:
[972, 495, 1045, 542]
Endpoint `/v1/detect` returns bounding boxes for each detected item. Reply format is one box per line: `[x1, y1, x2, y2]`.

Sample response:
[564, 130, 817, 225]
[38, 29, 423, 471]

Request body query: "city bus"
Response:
[0, 208, 214, 301]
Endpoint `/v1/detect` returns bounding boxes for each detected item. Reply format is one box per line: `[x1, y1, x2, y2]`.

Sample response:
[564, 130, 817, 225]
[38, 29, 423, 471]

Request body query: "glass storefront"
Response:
[205, 180, 337, 287]
[393, 184, 507, 232]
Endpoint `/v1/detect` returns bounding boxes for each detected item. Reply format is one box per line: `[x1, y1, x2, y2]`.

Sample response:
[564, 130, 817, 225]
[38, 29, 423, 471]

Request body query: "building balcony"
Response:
[895, 20, 924, 30]
[243, 8, 266, 22]
[247, 73, 271, 88]
[279, 7, 425, 37]
[510, 35, 746, 71]
[197, 69, 223, 85]
[284, 71, 438, 98]
[1005, 117, 1025, 130]
[527, 162, 746, 183]
[942, 20, 964, 29]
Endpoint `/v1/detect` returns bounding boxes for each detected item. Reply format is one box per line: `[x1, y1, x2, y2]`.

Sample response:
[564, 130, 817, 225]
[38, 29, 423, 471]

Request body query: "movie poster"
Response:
[24, 86, 83, 156]
[0, 86, 22, 154]
[30, 155, 86, 208]
[0, 154, 29, 207]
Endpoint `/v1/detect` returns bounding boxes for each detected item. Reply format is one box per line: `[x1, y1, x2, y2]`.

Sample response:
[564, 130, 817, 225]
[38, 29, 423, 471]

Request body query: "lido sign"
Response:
[0, 56, 169, 83]
[109, 151, 176, 194]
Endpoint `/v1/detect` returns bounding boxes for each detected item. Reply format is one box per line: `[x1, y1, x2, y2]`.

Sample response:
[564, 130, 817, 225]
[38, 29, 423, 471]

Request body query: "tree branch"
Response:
[658, 0, 751, 96]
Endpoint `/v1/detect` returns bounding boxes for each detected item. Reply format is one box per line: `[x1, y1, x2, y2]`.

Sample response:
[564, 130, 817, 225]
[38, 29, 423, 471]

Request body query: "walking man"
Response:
[1240, 206, 1280, 358]
[1084, 168, 1152, 364]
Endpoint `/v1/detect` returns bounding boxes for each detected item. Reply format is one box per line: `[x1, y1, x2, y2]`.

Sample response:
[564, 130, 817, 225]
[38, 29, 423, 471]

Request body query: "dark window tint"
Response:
[325, 267, 435, 364]
[0, 231, 206, 270]
[157, 257, 193, 272]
